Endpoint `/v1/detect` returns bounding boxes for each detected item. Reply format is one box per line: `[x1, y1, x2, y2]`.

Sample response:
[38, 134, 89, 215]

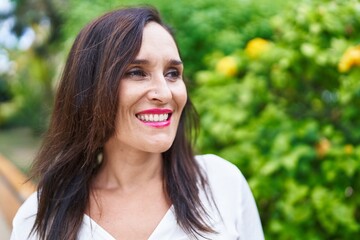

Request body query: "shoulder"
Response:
[195, 154, 245, 186]
[13, 191, 38, 225]
[11, 192, 38, 239]
[195, 154, 249, 206]
[195, 154, 264, 239]
[195, 153, 235, 169]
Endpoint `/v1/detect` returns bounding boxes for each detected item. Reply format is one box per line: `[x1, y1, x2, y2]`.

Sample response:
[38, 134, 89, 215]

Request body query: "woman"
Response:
[11, 6, 264, 240]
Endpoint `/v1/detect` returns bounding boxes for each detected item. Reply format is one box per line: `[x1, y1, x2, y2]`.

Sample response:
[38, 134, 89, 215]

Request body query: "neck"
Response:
[93, 144, 164, 192]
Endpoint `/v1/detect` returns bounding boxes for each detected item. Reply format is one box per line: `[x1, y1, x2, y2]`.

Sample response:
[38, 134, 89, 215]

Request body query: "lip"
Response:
[141, 121, 171, 128]
[136, 108, 173, 128]
[136, 108, 173, 115]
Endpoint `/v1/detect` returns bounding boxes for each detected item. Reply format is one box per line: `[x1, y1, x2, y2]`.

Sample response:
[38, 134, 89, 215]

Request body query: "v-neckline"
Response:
[83, 205, 175, 240]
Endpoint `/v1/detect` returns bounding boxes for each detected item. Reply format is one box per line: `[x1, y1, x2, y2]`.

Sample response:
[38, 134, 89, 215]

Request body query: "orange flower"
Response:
[316, 138, 331, 157]
[338, 45, 360, 73]
[245, 38, 271, 59]
[215, 56, 238, 77]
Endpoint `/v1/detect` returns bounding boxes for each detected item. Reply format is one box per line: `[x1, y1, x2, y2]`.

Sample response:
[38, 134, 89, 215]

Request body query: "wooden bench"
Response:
[0, 154, 36, 227]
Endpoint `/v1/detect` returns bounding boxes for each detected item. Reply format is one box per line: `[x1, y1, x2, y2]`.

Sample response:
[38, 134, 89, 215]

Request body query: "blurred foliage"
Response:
[192, 0, 360, 239]
[0, 0, 63, 133]
[0, 0, 360, 239]
[0, 77, 12, 102]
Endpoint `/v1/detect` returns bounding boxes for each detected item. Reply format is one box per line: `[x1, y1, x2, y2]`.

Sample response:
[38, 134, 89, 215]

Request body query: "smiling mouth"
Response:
[136, 113, 172, 122]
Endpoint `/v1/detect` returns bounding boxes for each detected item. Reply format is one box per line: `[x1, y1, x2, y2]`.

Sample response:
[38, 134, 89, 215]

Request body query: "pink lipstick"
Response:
[136, 108, 172, 128]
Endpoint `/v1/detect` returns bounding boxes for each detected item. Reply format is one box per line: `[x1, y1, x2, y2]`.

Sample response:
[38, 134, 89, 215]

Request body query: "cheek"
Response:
[116, 85, 137, 127]
[117, 82, 142, 112]
[173, 83, 187, 111]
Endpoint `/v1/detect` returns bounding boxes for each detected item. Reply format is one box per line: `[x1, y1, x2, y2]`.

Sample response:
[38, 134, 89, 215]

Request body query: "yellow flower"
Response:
[344, 144, 354, 155]
[338, 45, 360, 73]
[245, 38, 271, 59]
[215, 56, 238, 77]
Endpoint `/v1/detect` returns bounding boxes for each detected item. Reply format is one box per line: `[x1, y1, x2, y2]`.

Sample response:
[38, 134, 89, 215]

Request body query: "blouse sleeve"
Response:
[197, 154, 264, 240]
[234, 167, 264, 240]
[10, 192, 38, 240]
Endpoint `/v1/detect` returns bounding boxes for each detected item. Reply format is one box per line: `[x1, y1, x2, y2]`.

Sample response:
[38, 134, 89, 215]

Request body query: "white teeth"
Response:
[136, 113, 169, 122]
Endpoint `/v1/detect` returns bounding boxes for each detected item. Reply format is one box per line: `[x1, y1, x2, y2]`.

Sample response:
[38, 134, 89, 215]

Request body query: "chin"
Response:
[145, 141, 173, 153]
[154, 145, 173, 153]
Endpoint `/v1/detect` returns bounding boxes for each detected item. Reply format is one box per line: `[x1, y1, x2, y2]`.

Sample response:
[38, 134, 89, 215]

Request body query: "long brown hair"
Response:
[30, 6, 214, 240]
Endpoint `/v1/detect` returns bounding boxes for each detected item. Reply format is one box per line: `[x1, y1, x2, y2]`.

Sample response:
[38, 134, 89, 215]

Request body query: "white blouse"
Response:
[11, 154, 264, 240]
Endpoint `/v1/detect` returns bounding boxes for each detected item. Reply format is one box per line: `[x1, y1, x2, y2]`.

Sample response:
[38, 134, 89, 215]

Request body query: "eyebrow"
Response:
[130, 59, 183, 65]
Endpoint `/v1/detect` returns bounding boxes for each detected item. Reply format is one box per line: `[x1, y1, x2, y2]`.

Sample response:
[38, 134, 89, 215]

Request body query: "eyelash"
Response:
[165, 69, 181, 80]
[125, 69, 147, 78]
[125, 68, 182, 81]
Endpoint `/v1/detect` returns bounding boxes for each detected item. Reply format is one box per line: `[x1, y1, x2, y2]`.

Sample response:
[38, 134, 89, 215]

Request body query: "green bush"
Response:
[192, 0, 360, 239]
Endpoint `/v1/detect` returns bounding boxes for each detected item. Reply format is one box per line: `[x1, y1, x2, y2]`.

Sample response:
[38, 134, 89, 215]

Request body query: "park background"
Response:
[0, 0, 359, 239]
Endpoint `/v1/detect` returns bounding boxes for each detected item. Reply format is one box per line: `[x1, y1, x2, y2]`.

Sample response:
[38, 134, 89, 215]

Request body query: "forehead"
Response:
[136, 22, 180, 59]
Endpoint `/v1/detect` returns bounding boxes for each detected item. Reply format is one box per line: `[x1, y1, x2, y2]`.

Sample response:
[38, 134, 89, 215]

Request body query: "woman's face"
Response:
[110, 22, 187, 154]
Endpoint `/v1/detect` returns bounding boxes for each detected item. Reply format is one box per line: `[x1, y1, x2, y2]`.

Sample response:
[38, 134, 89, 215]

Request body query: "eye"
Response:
[165, 68, 182, 81]
[125, 68, 147, 79]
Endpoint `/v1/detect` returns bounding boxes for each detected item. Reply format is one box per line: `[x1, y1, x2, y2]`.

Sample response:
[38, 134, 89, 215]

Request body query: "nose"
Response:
[148, 75, 172, 103]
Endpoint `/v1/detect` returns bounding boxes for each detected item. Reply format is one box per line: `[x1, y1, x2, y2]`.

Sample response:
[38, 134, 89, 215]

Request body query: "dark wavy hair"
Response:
[30, 6, 214, 240]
